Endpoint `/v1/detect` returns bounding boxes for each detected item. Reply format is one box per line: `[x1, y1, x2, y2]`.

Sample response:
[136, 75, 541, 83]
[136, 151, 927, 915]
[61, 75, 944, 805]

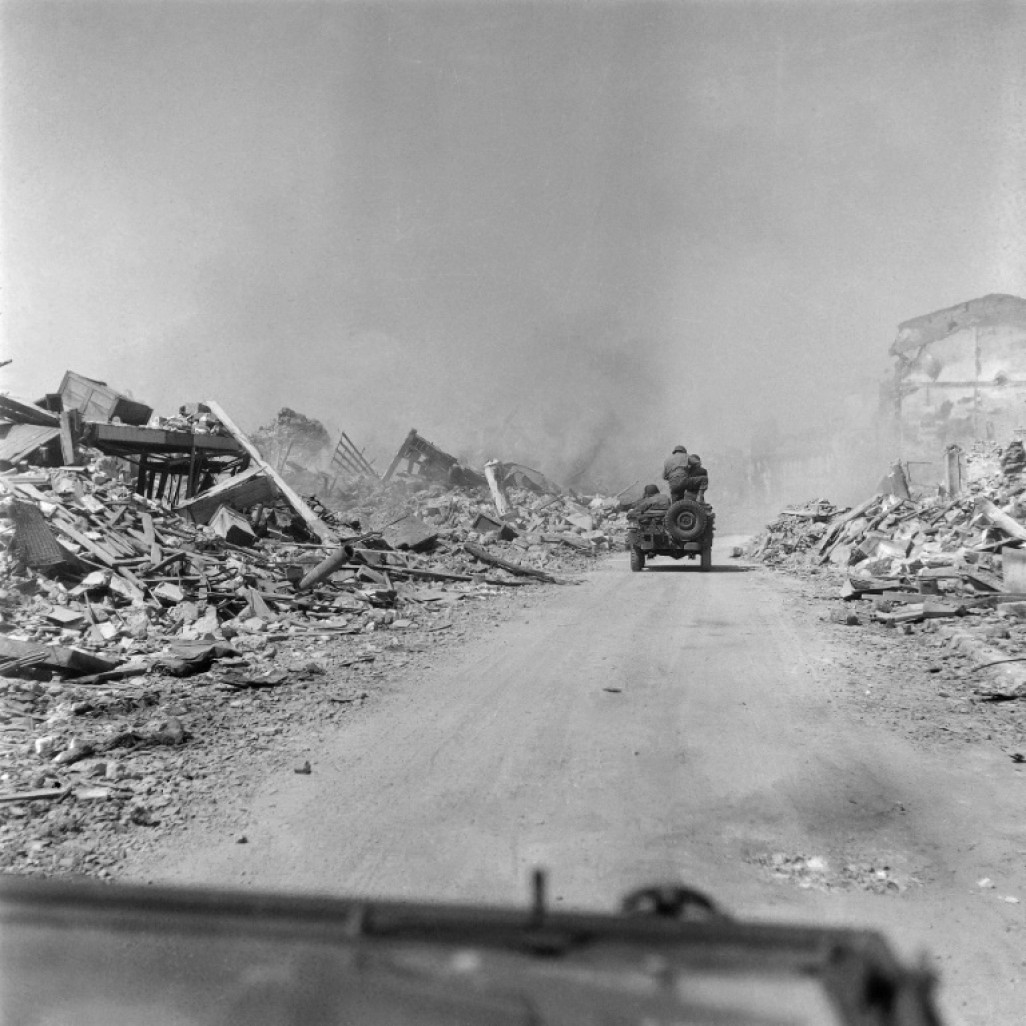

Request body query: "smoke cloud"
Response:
[2, 2, 1024, 512]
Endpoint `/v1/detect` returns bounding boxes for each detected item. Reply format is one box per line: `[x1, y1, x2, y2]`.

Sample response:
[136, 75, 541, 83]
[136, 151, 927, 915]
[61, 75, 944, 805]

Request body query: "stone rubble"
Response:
[746, 441, 1026, 751]
[0, 379, 631, 876]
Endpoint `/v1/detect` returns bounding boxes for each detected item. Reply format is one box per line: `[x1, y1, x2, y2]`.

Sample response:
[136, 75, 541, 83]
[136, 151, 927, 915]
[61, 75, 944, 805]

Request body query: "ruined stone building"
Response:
[890, 293, 1026, 456]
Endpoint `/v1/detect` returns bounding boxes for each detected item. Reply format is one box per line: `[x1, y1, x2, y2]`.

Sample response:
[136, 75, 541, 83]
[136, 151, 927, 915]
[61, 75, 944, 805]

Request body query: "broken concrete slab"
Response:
[565, 512, 595, 532]
[44, 606, 87, 627]
[209, 504, 258, 547]
[381, 514, 439, 552]
[471, 512, 503, 535]
[152, 582, 186, 605]
[176, 465, 276, 525]
[1002, 548, 1026, 592]
[976, 498, 1026, 543]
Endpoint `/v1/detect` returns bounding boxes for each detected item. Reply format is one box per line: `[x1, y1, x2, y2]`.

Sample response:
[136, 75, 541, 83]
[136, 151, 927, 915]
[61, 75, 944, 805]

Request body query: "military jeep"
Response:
[627, 496, 715, 571]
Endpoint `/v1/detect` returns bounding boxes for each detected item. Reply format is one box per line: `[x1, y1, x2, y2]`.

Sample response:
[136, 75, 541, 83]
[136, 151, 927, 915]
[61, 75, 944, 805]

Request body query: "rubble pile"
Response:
[342, 484, 625, 579]
[147, 403, 226, 436]
[745, 500, 844, 564]
[0, 372, 628, 874]
[749, 442, 1026, 634]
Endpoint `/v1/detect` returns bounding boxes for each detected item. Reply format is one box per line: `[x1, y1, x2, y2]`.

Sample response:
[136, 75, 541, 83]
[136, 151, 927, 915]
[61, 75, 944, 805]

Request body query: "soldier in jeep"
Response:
[662, 445, 690, 500]
[684, 454, 708, 501]
[631, 484, 670, 513]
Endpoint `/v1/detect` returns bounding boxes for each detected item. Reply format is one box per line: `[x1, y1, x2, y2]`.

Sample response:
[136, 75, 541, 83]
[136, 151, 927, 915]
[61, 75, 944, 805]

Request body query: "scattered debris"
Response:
[204, 399, 338, 544]
[749, 851, 915, 895]
[749, 444, 1026, 627]
[463, 542, 564, 584]
[747, 441, 1026, 758]
[0, 374, 630, 878]
[382, 429, 483, 488]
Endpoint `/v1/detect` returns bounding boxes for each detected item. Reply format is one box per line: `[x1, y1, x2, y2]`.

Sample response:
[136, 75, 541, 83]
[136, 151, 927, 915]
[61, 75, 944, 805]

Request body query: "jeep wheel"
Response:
[630, 546, 646, 572]
[664, 498, 708, 544]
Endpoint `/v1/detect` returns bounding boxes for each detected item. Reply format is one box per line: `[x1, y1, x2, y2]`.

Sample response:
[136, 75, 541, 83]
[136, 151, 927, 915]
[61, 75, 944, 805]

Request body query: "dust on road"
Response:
[124, 543, 1026, 1026]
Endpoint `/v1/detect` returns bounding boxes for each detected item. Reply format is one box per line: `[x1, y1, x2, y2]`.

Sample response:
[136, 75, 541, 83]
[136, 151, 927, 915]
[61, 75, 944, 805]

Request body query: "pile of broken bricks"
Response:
[0, 460, 626, 700]
[0, 395, 630, 871]
[748, 441, 1026, 698]
[0, 367, 637, 875]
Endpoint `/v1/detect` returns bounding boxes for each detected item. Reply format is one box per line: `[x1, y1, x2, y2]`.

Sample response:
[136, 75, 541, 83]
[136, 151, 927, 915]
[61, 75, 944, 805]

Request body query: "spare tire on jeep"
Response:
[664, 498, 708, 543]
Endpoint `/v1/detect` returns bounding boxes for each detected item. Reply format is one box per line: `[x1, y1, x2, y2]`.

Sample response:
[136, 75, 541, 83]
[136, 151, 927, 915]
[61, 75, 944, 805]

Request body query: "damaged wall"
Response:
[891, 294, 1026, 456]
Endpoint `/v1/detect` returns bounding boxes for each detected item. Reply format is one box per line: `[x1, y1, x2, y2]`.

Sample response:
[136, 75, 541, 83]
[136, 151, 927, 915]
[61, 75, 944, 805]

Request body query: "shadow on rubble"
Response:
[642, 564, 754, 573]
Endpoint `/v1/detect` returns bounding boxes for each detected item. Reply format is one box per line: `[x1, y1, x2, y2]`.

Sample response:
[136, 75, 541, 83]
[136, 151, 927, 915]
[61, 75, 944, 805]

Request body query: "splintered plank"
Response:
[0, 787, 70, 804]
[52, 521, 121, 565]
[13, 482, 63, 506]
[100, 525, 145, 558]
[140, 510, 162, 563]
[816, 495, 881, 561]
[463, 542, 560, 583]
[52, 522, 148, 599]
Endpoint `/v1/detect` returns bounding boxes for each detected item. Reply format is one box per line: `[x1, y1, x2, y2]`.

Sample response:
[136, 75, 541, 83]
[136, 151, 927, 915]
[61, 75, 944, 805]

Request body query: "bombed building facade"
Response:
[890, 293, 1026, 456]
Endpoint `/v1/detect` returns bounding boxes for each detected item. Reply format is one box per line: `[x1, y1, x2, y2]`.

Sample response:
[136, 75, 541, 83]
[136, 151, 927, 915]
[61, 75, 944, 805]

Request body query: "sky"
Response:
[2, 0, 1025, 487]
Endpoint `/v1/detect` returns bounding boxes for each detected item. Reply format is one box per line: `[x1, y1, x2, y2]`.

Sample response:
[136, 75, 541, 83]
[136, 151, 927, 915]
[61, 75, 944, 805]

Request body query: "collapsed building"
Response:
[0, 370, 627, 682]
[0, 369, 631, 874]
[0, 373, 248, 507]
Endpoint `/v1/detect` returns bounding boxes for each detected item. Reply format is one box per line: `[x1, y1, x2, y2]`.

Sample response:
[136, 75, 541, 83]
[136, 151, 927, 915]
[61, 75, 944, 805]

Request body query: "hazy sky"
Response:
[2, 1, 1025, 477]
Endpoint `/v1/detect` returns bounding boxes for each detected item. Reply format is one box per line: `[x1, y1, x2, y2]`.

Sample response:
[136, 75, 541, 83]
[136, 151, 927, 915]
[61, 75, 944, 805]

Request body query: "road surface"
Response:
[127, 541, 1026, 1025]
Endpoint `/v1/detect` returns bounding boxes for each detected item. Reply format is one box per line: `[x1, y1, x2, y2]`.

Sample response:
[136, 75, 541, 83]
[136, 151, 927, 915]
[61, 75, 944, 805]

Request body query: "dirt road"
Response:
[125, 542, 1026, 1025]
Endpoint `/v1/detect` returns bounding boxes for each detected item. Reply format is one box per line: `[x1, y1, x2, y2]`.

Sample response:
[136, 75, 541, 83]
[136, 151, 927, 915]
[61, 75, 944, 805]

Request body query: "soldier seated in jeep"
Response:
[631, 484, 670, 513]
[683, 454, 708, 501]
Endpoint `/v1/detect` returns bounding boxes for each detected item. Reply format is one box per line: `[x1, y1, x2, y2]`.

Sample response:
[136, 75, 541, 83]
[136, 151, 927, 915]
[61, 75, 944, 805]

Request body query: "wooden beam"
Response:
[463, 541, 562, 583]
[58, 411, 77, 465]
[137, 454, 148, 498]
[140, 510, 161, 563]
[0, 787, 71, 804]
[815, 494, 881, 562]
[51, 521, 148, 600]
[204, 400, 338, 544]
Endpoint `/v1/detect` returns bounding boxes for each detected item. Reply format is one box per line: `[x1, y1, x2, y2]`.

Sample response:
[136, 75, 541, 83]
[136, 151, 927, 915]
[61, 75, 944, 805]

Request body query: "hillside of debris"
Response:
[0, 372, 630, 876]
